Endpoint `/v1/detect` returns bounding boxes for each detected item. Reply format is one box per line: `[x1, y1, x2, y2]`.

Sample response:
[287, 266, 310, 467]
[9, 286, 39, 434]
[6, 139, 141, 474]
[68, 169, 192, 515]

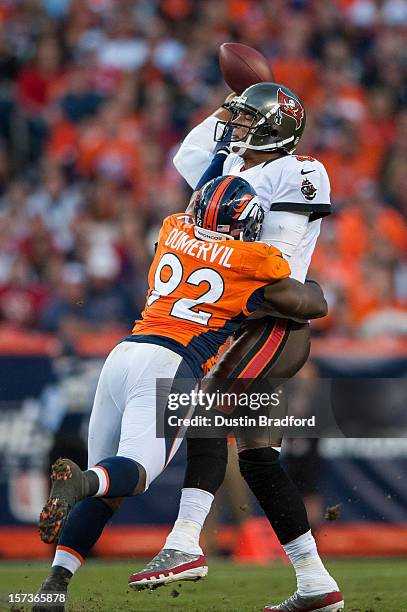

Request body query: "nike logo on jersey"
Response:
[300, 169, 315, 175]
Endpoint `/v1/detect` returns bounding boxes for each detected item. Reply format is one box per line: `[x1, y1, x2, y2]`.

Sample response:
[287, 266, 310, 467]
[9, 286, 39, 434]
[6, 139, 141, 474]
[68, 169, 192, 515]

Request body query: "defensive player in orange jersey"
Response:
[33, 175, 327, 611]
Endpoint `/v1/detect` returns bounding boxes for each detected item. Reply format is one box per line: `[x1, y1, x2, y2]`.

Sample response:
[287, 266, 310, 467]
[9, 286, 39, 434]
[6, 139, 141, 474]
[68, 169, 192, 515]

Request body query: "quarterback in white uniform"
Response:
[130, 83, 343, 612]
[174, 104, 331, 284]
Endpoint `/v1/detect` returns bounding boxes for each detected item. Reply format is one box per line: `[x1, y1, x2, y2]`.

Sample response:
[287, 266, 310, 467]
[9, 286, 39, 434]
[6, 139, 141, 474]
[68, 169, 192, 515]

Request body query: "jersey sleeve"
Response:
[173, 117, 218, 188]
[267, 157, 331, 221]
[240, 247, 291, 315]
[255, 248, 291, 282]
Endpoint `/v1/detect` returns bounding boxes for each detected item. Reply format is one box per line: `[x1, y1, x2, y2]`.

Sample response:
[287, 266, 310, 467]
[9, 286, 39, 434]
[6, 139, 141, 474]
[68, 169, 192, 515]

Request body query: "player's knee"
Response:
[129, 463, 147, 495]
[235, 432, 282, 454]
[187, 436, 227, 458]
[101, 497, 123, 513]
[238, 446, 281, 483]
[184, 437, 228, 494]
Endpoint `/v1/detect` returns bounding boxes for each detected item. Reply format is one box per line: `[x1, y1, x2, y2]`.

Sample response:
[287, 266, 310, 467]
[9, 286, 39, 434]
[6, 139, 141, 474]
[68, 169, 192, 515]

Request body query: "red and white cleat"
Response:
[264, 590, 344, 612]
[128, 549, 208, 590]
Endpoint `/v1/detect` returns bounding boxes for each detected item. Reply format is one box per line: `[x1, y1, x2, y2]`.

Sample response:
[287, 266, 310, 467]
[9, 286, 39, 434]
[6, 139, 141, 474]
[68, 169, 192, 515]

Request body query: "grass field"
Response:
[0, 559, 406, 612]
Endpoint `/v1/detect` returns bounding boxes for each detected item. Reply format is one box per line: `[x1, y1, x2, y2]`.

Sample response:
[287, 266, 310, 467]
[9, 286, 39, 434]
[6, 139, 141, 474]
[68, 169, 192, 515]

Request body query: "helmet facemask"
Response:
[215, 100, 283, 153]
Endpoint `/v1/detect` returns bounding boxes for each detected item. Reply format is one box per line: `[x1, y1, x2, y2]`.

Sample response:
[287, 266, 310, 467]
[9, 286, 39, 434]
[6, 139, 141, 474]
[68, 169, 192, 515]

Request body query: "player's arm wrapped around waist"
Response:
[261, 278, 327, 321]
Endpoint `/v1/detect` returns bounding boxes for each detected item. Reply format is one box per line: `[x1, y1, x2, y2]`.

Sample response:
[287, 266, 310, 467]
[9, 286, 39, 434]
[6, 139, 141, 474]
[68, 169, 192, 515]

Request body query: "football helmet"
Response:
[215, 82, 306, 153]
[193, 175, 264, 242]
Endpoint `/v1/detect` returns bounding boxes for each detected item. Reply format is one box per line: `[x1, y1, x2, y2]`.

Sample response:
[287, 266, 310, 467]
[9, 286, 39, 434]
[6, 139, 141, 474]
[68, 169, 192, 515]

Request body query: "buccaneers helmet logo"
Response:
[276, 88, 304, 130]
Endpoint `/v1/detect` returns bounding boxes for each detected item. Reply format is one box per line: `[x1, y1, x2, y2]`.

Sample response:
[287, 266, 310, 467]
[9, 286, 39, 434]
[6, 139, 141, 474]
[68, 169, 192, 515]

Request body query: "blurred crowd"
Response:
[0, 0, 406, 345]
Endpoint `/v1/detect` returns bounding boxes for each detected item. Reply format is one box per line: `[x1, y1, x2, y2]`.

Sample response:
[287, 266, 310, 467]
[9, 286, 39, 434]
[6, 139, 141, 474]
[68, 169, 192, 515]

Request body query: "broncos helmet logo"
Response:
[276, 88, 304, 130]
[231, 194, 257, 220]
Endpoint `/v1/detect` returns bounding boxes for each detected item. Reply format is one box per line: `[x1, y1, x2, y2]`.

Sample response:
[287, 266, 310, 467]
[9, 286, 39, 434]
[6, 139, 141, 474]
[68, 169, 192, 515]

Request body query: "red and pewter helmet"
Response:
[215, 82, 306, 154]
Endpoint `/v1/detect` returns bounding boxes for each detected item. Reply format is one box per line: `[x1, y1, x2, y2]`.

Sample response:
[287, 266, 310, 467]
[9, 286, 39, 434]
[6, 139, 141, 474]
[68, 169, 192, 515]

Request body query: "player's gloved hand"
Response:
[213, 92, 237, 120]
[220, 92, 238, 114]
[223, 91, 238, 105]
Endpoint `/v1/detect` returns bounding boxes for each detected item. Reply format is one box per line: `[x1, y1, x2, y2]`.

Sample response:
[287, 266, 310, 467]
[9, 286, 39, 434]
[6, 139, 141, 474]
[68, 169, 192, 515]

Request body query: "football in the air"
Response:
[219, 42, 274, 94]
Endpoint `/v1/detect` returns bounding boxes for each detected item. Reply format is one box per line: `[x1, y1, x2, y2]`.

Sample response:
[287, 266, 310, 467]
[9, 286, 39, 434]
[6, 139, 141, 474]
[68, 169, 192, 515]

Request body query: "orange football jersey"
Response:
[132, 214, 290, 372]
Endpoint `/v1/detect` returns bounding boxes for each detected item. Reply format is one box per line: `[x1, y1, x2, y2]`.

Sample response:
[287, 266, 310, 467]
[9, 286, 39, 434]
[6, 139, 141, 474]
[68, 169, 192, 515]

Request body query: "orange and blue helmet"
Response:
[193, 175, 264, 242]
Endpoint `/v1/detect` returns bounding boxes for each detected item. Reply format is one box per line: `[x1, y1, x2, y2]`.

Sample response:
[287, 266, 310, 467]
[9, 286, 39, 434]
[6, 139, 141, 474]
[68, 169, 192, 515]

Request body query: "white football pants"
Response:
[88, 341, 195, 490]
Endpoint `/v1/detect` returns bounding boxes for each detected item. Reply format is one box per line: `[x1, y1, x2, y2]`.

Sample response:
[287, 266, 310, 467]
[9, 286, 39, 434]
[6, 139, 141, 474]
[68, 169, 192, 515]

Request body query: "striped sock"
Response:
[53, 498, 113, 574]
[87, 456, 140, 498]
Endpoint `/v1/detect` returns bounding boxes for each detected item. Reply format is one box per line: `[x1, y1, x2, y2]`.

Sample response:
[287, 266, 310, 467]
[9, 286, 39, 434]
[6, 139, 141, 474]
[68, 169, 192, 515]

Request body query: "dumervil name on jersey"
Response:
[164, 228, 233, 268]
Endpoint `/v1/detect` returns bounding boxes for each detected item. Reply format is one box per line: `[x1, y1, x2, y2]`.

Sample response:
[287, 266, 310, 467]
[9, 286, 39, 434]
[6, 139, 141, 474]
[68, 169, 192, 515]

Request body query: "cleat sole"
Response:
[264, 597, 344, 612]
[38, 458, 82, 544]
[317, 604, 344, 612]
[51, 458, 74, 482]
[129, 566, 208, 591]
[38, 497, 72, 544]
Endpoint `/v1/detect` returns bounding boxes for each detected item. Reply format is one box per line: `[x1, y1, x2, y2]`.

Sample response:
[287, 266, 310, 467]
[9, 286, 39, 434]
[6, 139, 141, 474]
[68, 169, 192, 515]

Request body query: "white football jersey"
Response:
[173, 116, 331, 282]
